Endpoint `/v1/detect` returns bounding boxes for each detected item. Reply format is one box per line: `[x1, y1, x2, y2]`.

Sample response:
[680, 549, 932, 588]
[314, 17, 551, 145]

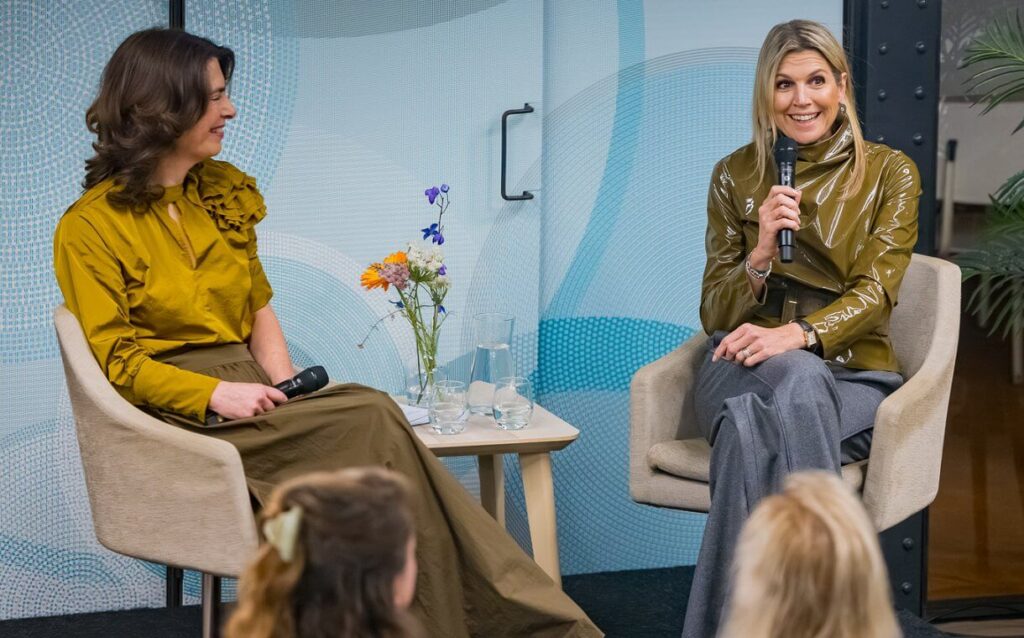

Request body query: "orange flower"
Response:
[384, 251, 408, 265]
[360, 263, 388, 291]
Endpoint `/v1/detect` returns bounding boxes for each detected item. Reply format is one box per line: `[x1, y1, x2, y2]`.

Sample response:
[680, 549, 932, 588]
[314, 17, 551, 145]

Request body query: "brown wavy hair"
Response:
[83, 28, 234, 211]
[226, 468, 422, 638]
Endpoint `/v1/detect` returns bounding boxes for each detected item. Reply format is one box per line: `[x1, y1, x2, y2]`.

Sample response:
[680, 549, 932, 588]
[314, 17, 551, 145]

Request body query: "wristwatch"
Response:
[794, 319, 819, 353]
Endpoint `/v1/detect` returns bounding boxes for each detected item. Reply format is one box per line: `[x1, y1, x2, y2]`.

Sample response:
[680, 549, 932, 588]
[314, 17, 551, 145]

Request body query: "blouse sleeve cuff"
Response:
[133, 358, 222, 422]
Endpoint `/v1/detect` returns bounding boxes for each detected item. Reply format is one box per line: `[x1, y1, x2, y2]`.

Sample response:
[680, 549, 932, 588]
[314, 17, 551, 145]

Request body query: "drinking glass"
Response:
[492, 376, 533, 430]
[429, 380, 468, 435]
[467, 313, 515, 415]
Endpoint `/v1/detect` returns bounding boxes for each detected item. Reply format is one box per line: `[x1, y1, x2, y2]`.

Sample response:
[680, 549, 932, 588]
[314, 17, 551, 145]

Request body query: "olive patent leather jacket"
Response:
[700, 116, 920, 372]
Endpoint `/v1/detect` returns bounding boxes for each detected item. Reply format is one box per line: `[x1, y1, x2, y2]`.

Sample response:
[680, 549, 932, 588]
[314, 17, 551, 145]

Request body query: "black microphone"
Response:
[274, 365, 329, 399]
[206, 366, 329, 425]
[773, 134, 798, 264]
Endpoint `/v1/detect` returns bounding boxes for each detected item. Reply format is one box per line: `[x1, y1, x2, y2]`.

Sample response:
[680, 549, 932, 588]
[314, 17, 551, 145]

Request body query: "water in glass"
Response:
[467, 313, 515, 415]
[492, 376, 533, 430]
[429, 380, 467, 435]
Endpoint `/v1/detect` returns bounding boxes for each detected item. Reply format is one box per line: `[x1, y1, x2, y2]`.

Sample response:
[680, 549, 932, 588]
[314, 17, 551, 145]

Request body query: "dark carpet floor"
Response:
[0, 566, 956, 637]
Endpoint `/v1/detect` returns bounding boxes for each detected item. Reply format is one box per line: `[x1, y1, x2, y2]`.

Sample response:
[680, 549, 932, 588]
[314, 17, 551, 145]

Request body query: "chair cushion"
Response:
[647, 438, 867, 490]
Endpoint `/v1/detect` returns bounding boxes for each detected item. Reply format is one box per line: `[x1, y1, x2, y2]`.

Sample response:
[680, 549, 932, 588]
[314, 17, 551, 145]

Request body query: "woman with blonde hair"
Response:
[721, 471, 900, 638]
[683, 19, 918, 637]
[226, 467, 421, 638]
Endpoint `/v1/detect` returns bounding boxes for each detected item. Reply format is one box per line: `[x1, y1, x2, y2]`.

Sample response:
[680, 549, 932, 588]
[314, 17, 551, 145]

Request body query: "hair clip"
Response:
[263, 506, 303, 562]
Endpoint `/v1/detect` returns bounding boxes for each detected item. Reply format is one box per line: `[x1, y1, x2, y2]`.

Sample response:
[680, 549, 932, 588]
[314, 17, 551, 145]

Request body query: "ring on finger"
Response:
[740, 347, 752, 359]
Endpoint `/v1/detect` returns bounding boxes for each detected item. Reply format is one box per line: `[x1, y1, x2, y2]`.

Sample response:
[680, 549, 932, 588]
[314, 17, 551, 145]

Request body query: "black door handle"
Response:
[501, 103, 535, 201]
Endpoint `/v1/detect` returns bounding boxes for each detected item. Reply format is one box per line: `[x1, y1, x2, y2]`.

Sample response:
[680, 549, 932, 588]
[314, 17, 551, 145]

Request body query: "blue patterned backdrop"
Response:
[0, 0, 840, 619]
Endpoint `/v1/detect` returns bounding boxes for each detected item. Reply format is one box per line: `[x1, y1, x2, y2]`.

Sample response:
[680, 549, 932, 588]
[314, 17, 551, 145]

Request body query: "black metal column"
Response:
[169, 0, 184, 29]
[879, 508, 929, 616]
[166, 565, 184, 607]
[844, 0, 941, 255]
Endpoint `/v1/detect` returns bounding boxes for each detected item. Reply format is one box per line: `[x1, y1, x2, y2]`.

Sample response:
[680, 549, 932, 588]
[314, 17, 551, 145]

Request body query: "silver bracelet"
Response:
[745, 256, 771, 280]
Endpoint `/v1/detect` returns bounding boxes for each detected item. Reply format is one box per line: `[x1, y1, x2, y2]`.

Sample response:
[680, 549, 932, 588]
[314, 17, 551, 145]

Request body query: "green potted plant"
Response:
[957, 10, 1024, 379]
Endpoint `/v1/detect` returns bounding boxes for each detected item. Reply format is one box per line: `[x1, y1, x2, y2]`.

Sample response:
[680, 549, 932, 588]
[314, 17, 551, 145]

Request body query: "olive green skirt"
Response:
[151, 344, 601, 638]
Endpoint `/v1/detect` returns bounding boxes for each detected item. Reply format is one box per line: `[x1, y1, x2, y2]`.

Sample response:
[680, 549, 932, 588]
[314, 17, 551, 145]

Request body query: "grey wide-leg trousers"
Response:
[680, 333, 903, 638]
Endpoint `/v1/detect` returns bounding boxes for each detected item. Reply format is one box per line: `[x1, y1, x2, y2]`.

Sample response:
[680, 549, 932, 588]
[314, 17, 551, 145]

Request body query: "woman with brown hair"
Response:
[683, 19, 918, 637]
[721, 471, 900, 638]
[226, 467, 422, 638]
[53, 28, 600, 637]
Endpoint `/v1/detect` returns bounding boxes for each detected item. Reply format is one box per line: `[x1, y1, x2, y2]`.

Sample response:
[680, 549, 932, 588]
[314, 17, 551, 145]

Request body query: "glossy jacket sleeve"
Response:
[54, 213, 221, 421]
[700, 159, 765, 334]
[805, 154, 920, 358]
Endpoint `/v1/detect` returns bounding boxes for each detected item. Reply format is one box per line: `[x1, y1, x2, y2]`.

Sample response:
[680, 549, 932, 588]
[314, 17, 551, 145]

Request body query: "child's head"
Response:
[227, 467, 419, 638]
[721, 471, 899, 638]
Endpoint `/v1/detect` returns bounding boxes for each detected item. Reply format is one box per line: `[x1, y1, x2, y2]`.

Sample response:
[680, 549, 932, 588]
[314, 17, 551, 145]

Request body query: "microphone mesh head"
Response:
[773, 134, 798, 165]
[298, 365, 329, 392]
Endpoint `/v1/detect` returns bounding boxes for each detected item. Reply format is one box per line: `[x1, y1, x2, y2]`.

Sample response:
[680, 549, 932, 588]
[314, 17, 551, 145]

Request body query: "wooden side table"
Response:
[414, 404, 579, 585]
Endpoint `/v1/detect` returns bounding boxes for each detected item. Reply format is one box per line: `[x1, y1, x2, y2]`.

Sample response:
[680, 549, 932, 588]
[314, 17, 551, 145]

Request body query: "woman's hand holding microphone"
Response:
[209, 381, 287, 420]
[715, 185, 806, 367]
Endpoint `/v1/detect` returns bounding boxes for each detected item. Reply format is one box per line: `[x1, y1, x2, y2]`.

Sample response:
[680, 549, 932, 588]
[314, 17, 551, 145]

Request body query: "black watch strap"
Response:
[795, 319, 822, 355]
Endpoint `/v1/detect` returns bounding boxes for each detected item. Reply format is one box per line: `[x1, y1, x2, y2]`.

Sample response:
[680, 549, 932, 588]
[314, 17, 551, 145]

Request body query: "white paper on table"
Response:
[399, 403, 430, 426]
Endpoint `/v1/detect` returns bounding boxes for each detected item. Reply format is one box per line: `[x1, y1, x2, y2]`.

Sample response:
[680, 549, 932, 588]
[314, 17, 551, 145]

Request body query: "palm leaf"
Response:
[993, 169, 1024, 207]
[961, 9, 1024, 132]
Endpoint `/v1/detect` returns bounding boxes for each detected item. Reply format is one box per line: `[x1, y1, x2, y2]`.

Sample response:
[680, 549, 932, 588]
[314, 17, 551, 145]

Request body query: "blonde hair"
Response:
[720, 471, 900, 638]
[226, 467, 421, 638]
[751, 20, 866, 199]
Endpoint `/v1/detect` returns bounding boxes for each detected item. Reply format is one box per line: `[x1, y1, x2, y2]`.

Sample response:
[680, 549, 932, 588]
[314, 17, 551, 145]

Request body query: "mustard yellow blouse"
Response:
[54, 160, 273, 421]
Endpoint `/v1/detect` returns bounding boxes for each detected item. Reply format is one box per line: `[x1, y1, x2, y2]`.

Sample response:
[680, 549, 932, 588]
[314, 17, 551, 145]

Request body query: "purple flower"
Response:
[440, 184, 449, 193]
[439, 305, 446, 314]
[434, 232, 445, 245]
[437, 264, 446, 276]
[389, 300, 404, 309]
[421, 223, 439, 240]
[425, 186, 440, 204]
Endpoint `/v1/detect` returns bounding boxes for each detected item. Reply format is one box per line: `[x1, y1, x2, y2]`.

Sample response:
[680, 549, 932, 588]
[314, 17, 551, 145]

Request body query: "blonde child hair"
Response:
[721, 471, 900, 638]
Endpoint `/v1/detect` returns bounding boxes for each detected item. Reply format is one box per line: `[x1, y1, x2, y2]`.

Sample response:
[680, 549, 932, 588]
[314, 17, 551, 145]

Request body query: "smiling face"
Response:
[172, 57, 236, 163]
[772, 50, 846, 145]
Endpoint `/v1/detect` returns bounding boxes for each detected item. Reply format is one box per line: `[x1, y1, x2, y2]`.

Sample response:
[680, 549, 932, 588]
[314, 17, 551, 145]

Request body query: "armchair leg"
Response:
[201, 573, 222, 638]
[879, 508, 928, 616]
[165, 566, 183, 607]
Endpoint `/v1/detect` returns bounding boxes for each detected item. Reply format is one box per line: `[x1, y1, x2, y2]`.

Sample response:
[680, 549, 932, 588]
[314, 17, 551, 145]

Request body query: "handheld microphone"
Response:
[274, 365, 329, 399]
[206, 366, 329, 425]
[773, 134, 798, 264]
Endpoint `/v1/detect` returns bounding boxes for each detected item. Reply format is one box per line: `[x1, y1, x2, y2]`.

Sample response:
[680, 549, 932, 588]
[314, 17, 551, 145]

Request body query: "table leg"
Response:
[519, 452, 561, 586]
[478, 454, 506, 528]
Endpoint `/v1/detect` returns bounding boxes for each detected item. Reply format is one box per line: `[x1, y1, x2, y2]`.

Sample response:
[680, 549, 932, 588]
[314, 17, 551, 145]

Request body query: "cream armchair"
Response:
[629, 254, 960, 606]
[55, 305, 258, 638]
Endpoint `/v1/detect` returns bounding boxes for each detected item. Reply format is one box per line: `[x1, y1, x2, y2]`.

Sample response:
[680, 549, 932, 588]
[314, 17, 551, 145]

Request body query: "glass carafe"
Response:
[467, 313, 515, 415]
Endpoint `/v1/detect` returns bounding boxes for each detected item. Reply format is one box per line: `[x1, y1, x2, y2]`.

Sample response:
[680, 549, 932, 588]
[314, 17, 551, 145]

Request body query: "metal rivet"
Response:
[881, 0, 889, 7]
[878, 89, 887, 101]
[917, 0, 927, 7]
[879, 43, 888, 55]
[916, 41, 926, 53]
[914, 86, 925, 99]
[876, 135, 886, 143]
[902, 538, 915, 550]
[913, 133, 924, 145]
[901, 582, 913, 594]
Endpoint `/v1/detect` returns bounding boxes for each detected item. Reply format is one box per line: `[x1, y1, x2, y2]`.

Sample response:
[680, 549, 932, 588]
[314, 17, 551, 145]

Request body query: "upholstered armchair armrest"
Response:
[861, 316, 959, 532]
[629, 332, 708, 502]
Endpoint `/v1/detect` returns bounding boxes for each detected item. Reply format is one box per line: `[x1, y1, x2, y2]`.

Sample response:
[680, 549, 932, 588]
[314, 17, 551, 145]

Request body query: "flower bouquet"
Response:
[359, 185, 452, 404]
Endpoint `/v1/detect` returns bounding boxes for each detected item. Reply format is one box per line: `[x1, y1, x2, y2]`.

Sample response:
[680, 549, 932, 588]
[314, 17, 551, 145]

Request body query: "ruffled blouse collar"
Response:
[179, 160, 267, 231]
[156, 184, 185, 205]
